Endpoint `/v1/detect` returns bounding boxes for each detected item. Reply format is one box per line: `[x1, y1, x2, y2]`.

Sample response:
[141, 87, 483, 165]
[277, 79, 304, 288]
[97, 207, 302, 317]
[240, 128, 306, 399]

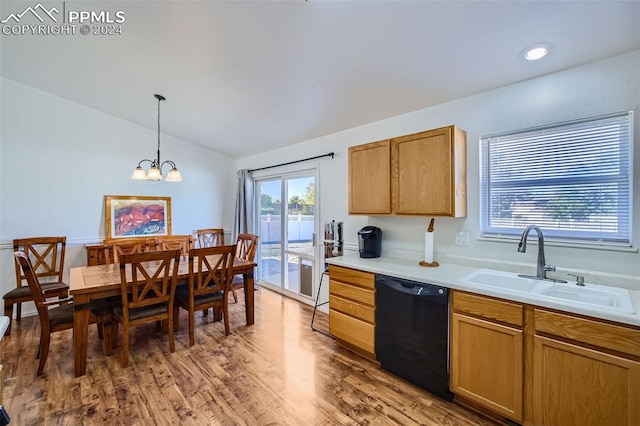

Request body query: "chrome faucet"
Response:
[517, 225, 567, 283]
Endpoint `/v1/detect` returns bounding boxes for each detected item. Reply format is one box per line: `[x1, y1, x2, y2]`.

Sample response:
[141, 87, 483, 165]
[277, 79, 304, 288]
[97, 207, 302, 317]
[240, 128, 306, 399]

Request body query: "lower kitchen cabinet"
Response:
[328, 265, 376, 359]
[450, 291, 524, 422]
[532, 310, 640, 426]
[451, 290, 640, 426]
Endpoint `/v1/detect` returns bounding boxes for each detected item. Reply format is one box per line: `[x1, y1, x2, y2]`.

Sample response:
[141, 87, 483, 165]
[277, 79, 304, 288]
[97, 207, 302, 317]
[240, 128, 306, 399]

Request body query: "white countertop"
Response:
[326, 254, 640, 327]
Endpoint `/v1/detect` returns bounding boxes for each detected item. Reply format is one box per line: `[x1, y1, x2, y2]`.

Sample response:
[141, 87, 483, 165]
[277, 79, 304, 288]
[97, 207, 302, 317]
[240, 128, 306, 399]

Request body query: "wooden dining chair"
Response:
[111, 249, 181, 367]
[174, 245, 235, 346]
[3, 237, 70, 335]
[14, 251, 112, 376]
[103, 237, 149, 265]
[196, 228, 225, 248]
[230, 234, 259, 303]
[155, 235, 193, 257]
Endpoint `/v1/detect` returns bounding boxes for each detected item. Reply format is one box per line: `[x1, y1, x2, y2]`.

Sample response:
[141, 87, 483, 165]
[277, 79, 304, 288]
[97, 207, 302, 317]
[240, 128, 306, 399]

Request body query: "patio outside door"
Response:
[256, 173, 317, 299]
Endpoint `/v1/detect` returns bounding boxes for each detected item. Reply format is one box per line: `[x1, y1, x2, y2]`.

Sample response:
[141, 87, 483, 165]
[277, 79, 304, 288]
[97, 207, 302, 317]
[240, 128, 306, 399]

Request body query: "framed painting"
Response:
[105, 195, 172, 239]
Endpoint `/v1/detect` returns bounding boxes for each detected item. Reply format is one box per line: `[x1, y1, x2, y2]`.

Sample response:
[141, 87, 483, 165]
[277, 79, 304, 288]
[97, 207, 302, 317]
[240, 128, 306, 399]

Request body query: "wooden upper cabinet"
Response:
[393, 126, 466, 216]
[349, 140, 391, 214]
[348, 125, 467, 217]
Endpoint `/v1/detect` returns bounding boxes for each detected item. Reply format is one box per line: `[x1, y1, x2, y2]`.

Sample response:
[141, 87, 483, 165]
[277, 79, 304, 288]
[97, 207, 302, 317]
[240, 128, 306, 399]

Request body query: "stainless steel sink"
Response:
[460, 268, 635, 314]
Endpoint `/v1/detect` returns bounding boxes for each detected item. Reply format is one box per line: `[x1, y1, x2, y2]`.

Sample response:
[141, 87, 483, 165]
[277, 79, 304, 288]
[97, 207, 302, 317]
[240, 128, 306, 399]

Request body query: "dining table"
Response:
[69, 255, 257, 377]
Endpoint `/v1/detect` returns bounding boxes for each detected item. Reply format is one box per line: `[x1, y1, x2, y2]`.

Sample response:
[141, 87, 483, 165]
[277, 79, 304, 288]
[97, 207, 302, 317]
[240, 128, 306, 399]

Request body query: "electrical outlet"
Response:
[455, 232, 469, 245]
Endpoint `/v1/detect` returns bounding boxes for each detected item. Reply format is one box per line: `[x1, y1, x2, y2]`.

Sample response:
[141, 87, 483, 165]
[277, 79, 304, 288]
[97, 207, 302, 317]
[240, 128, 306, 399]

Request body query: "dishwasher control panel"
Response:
[375, 274, 448, 300]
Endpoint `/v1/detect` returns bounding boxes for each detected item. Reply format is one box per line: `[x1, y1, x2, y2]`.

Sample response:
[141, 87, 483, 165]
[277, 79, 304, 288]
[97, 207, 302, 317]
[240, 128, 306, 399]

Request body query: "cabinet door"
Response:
[348, 140, 391, 214]
[451, 313, 523, 421]
[533, 335, 640, 426]
[393, 127, 453, 215]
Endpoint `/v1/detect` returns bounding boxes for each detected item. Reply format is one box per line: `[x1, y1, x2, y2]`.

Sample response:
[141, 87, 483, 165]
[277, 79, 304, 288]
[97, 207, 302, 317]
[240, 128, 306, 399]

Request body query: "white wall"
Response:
[237, 51, 640, 303]
[0, 77, 236, 316]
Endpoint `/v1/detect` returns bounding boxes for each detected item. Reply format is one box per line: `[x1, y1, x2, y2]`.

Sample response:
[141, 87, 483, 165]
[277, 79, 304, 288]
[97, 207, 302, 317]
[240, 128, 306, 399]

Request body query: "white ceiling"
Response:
[2, 1, 639, 158]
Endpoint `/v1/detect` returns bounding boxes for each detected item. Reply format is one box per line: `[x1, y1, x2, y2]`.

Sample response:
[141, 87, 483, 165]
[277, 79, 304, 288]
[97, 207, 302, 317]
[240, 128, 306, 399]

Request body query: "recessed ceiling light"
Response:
[519, 42, 555, 61]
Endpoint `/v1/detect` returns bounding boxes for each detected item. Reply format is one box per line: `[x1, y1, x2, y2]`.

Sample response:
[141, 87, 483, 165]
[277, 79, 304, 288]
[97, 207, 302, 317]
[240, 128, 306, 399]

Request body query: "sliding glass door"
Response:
[255, 170, 318, 299]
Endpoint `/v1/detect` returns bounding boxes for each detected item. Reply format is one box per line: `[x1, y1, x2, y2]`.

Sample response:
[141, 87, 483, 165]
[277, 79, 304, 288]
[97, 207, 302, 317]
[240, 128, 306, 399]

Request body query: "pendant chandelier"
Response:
[131, 94, 182, 182]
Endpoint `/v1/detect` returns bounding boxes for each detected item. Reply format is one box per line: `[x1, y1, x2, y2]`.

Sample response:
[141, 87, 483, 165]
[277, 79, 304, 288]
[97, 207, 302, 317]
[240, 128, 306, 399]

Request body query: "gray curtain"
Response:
[232, 169, 255, 241]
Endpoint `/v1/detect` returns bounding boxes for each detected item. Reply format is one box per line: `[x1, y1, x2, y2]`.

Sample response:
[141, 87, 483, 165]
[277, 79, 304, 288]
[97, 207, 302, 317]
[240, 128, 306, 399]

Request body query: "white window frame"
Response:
[480, 111, 634, 247]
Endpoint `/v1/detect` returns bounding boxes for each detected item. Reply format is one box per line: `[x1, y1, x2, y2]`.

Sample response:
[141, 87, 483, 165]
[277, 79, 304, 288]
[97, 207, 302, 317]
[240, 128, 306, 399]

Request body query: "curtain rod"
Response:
[248, 152, 335, 173]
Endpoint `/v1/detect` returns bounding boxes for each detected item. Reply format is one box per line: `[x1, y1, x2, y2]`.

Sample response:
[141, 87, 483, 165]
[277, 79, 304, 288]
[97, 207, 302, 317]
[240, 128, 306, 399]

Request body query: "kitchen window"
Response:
[480, 111, 633, 246]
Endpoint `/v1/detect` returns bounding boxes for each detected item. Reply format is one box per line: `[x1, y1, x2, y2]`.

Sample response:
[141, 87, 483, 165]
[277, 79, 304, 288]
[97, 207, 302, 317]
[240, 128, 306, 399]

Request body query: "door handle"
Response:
[312, 232, 317, 247]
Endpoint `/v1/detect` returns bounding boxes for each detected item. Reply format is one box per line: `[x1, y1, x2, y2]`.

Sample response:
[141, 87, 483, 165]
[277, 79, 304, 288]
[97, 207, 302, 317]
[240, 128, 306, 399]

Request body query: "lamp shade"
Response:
[165, 168, 183, 182]
[131, 166, 147, 180]
[146, 166, 162, 181]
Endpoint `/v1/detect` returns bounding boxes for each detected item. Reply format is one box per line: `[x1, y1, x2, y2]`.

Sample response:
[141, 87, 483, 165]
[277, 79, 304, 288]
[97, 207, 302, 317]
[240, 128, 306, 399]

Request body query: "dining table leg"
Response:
[73, 294, 91, 377]
[243, 271, 254, 325]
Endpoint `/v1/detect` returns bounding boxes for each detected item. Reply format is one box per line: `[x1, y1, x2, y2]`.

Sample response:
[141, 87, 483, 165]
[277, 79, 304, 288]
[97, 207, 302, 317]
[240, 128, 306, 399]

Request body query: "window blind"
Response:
[481, 112, 633, 245]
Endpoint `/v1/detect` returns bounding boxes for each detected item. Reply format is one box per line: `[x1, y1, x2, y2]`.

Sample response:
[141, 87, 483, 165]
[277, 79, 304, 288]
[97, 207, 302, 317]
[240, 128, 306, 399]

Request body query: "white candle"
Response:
[425, 231, 434, 263]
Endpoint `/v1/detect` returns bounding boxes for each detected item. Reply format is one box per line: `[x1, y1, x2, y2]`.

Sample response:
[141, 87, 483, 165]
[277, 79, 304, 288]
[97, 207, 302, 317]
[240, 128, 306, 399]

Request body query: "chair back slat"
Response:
[197, 229, 225, 248]
[189, 245, 235, 297]
[14, 251, 49, 321]
[13, 237, 66, 287]
[235, 234, 259, 261]
[118, 249, 180, 312]
[155, 235, 193, 257]
[103, 238, 148, 265]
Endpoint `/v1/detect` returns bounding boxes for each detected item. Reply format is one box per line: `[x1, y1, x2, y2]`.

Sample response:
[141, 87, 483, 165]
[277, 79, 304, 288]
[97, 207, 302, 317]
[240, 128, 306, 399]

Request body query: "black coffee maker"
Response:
[358, 226, 382, 258]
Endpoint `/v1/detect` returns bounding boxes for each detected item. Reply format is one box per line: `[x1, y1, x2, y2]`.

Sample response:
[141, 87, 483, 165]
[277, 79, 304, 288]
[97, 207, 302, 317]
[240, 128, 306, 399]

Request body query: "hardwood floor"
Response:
[2, 287, 497, 425]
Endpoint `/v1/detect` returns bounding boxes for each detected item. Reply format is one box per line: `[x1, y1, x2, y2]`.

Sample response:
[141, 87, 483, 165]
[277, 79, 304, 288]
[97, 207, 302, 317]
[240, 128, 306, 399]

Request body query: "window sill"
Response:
[478, 236, 638, 253]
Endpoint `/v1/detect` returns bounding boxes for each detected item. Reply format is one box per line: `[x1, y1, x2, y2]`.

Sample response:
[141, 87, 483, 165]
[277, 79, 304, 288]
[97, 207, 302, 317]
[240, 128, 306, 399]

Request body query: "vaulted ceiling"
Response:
[2, 1, 639, 158]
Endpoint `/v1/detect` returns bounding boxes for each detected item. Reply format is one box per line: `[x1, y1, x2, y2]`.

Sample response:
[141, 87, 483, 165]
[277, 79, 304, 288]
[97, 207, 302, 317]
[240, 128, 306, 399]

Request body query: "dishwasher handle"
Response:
[376, 274, 448, 301]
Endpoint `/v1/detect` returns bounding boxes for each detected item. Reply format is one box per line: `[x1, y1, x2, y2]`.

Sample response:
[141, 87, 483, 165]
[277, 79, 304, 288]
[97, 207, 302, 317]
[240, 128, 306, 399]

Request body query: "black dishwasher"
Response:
[375, 274, 452, 401]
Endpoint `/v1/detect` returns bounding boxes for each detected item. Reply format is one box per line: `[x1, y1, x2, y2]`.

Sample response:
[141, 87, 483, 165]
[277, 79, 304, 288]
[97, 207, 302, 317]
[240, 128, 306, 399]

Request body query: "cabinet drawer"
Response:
[452, 291, 523, 327]
[329, 295, 375, 324]
[534, 309, 640, 357]
[330, 280, 375, 306]
[329, 309, 375, 356]
[329, 265, 375, 289]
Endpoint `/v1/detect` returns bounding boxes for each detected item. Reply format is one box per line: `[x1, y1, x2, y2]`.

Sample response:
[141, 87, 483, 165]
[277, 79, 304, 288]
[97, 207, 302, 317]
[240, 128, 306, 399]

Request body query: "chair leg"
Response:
[16, 302, 22, 323]
[96, 323, 104, 340]
[168, 312, 175, 353]
[232, 289, 238, 303]
[36, 336, 42, 359]
[223, 302, 230, 336]
[213, 306, 222, 322]
[101, 321, 112, 356]
[3, 302, 13, 335]
[37, 331, 50, 376]
[173, 306, 180, 331]
[188, 307, 195, 347]
[121, 325, 129, 367]
[111, 321, 119, 349]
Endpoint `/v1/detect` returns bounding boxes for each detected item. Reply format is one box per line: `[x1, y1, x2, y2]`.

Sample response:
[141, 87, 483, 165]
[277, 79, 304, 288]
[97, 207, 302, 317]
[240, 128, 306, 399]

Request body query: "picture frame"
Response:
[105, 195, 172, 239]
